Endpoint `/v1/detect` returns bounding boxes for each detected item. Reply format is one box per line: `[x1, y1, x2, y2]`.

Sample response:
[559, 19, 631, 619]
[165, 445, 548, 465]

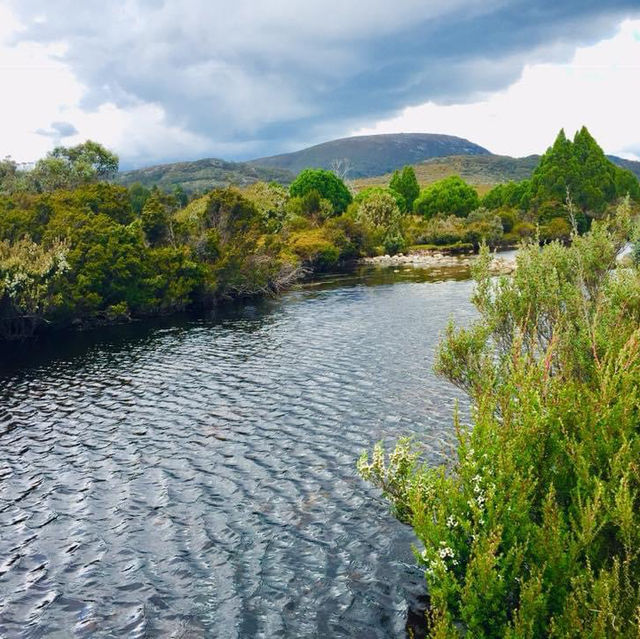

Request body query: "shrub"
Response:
[289, 168, 352, 214]
[359, 201, 640, 637]
[464, 208, 504, 248]
[354, 186, 407, 213]
[414, 176, 479, 219]
[288, 228, 341, 270]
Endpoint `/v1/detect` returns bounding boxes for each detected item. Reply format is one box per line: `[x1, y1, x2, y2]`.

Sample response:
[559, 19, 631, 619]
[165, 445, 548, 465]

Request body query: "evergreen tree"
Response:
[529, 126, 639, 219]
[390, 166, 420, 212]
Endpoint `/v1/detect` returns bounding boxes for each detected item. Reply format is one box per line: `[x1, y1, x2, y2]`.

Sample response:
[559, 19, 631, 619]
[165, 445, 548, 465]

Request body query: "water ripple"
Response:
[0, 270, 475, 637]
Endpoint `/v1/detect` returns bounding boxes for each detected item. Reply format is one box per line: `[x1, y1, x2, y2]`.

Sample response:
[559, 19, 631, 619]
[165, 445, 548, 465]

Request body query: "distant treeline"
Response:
[0, 127, 638, 339]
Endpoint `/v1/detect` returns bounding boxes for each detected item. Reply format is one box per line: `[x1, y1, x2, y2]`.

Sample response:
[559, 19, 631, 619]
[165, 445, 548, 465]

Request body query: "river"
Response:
[0, 263, 477, 638]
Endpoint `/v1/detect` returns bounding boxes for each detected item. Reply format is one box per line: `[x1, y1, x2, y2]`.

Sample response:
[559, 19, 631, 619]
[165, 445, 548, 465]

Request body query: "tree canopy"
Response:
[289, 168, 352, 214]
[389, 165, 420, 211]
[413, 175, 479, 218]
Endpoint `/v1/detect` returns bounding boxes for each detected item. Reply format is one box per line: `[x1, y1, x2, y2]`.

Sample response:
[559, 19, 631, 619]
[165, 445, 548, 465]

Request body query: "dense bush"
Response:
[289, 168, 352, 214]
[414, 176, 480, 219]
[359, 201, 640, 637]
[355, 191, 407, 255]
[354, 186, 407, 213]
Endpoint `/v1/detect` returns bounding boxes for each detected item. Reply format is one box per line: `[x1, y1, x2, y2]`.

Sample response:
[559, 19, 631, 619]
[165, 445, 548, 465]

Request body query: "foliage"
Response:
[243, 181, 290, 232]
[414, 176, 480, 219]
[529, 127, 639, 217]
[355, 191, 407, 255]
[141, 188, 176, 246]
[354, 186, 407, 213]
[359, 201, 640, 637]
[389, 166, 420, 211]
[464, 208, 504, 247]
[0, 237, 68, 338]
[289, 168, 352, 214]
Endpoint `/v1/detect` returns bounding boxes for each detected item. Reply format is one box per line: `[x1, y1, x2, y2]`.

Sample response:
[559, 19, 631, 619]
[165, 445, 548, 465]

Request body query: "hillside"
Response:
[117, 158, 295, 194]
[248, 133, 490, 177]
[355, 153, 640, 192]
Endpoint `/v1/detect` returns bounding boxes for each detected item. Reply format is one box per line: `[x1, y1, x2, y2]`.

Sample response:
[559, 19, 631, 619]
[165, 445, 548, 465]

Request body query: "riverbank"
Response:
[360, 249, 516, 274]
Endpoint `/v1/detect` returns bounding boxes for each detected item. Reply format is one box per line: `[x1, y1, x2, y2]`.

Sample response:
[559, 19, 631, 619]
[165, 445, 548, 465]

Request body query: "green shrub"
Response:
[359, 201, 640, 637]
[414, 176, 479, 219]
[289, 168, 352, 214]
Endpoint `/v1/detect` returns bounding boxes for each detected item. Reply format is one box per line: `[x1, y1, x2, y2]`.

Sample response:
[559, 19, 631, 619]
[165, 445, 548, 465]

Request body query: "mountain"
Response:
[117, 158, 295, 194]
[248, 133, 491, 178]
[356, 153, 640, 192]
[607, 155, 640, 180]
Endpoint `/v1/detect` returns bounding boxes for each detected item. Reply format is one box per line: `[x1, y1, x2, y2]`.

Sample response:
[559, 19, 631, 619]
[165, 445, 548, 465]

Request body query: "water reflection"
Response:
[0, 265, 476, 637]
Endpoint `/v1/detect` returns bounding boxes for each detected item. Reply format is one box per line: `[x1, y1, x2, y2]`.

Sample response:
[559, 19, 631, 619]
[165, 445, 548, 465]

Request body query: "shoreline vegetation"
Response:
[1, 126, 639, 342]
[358, 199, 640, 637]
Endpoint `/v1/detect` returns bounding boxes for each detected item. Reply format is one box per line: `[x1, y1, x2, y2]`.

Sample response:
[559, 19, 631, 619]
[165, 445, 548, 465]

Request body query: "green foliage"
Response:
[529, 127, 639, 217]
[414, 176, 480, 219]
[359, 201, 640, 637]
[354, 186, 407, 213]
[30, 140, 119, 192]
[289, 168, 352, 214]
[128, 182, 151, 215]
[389, 166, 420, 211]
[482, 181, 531, 211]
[356, 191, 407, 255]
[141, 189, 175, 247]
[243, 181, 290, 232]
[464, 208, 504, 247]
[0, 237, 68, 338]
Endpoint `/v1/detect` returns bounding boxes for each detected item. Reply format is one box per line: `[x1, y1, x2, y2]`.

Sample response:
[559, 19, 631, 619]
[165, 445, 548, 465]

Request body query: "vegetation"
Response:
[117, 157, 295, 194]
[359, 200, 640, 637]
[389, 166, 420, 211]
[414, 176, 480, 219]
[289, 168, 353, 214]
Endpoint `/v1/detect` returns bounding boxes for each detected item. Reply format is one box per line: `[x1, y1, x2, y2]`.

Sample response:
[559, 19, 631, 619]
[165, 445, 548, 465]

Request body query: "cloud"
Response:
[35, 120, 78, 139]
[355, 19, 640, 161]
[4, 1, 640, 164]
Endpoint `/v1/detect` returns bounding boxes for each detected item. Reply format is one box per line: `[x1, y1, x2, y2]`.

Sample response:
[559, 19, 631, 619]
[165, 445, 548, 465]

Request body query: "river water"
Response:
[0, 264, 477, 638]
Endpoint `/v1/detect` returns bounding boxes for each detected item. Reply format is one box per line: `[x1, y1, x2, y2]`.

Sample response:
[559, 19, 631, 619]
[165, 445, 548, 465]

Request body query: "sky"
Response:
[1, 1, 640, 169]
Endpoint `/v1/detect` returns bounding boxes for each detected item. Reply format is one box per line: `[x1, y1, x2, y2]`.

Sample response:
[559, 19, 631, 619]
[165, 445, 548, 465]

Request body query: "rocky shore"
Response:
[360, 250, 516, 274]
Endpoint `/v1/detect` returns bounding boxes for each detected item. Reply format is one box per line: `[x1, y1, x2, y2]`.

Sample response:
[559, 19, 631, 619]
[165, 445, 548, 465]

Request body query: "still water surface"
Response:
[0, 265, 476, 638]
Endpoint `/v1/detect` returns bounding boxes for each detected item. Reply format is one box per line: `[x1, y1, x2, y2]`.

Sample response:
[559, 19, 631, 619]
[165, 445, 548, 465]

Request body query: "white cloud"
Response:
[353, 19, 640, 160]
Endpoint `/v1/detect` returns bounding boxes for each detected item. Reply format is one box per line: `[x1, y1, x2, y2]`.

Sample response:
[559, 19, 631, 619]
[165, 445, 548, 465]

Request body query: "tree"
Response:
[289, 168, 352, 214]
[354, 186, 406, 213]
[529, 127, 640, 220]
[390, 165, 420, 211]
[356, 191, 406, 255]
[141, 188, 174, 246]
[29, 140, 119, 192]
[413, 175, 479, 218]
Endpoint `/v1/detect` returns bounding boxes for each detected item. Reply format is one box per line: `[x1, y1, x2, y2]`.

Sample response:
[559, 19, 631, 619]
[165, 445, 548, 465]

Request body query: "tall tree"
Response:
[390, 165, 420, 212]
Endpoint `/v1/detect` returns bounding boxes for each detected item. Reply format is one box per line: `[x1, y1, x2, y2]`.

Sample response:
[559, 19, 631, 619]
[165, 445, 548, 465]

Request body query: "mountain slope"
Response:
[249, 133, 491, 177]
[117, 158, 295, 193]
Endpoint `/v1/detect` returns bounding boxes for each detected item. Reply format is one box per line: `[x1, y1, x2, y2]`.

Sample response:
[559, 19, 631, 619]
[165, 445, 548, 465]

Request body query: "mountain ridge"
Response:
[248, 132, 491, 177]
[115, 133, 640, 194]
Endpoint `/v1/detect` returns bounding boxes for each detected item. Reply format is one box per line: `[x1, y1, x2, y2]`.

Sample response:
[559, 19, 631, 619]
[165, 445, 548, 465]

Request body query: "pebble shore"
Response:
[360, 251, 516, 274]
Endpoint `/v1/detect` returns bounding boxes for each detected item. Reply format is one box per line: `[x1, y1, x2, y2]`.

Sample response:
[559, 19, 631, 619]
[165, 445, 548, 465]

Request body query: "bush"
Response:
[288, 228, 341, 270]
[289, 168, 352, 214]
[540, 216, 572, 243]
[414, 176, 479, 219]
[464, 208, 504, 248]
[359, 201, 640, 637]
[354, 186, 407, 213]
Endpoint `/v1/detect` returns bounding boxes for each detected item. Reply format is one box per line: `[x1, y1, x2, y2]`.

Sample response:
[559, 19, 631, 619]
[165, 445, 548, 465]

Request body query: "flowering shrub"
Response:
[359, 200, 640, 637]
[0, 237, 68, 337]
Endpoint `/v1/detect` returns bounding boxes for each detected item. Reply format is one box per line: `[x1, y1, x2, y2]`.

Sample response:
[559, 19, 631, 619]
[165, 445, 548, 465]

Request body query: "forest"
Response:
[0, 126, 638, 340]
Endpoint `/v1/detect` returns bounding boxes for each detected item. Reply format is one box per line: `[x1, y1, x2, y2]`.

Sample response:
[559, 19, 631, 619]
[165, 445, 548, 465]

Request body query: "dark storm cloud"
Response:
[10, 0, 640, 160]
